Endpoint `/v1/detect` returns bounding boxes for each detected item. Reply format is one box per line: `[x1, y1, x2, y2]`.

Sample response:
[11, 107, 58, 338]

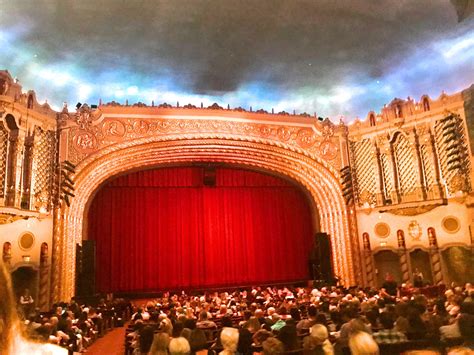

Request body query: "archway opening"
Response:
[57, 138, 354, 302]
[86, 165, 317, 294]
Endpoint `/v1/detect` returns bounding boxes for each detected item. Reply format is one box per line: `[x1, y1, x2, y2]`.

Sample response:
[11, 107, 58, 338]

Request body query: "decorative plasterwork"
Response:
[63, 108, 342, 170]
[0, 213, 26, 224]
[56, 135, 355, 301]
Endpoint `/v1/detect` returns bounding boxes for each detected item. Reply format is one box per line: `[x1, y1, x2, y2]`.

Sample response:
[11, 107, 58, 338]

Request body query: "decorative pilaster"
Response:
[374, 142, 385, 206]
[362, 233, 375, 287]
[427, 130, 444, 199]
[397, 230, 410, 283]
[413, 128, 427, 200]
[38, 243, 50, 310]
[388, 143, 401, 204]
[428, 228, 444, 285]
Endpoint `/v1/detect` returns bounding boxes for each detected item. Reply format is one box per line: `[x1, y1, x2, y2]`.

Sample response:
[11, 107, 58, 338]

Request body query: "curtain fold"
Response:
[88, 167, 314, 293]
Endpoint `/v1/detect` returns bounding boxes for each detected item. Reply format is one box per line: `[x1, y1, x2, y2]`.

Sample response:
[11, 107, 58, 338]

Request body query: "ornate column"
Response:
[388, 141, 401, 204]
[5, 129, 19, 206]
[21, 134, 34, 209]
[38, 242, 50, 310]
[362, 233, 376, 287]
[427, 130, 444, 199]
[374, 141, 385, 206]
[347, 205, 363, 286]
[428, 228, 444, 285]
[412, 128, 427, 200]
[397, 230, 410, 283]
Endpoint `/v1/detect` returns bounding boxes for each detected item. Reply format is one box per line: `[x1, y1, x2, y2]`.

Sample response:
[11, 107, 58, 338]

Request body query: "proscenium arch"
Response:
[55, 136, 355, 301]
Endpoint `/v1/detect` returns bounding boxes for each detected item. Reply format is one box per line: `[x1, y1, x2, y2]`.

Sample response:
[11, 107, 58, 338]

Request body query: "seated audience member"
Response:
[244, 316, 261, 333]
[262, 337, 284, 355]
[197, 310, 217, 329]
[458, 313, 474, 349]
[169, 336, 191, 355]
[237, 328, 253, 355]
[277, 324, 299, 351]
[212, 316, 234, 349]
[149, 332, 171, 355]
[139, 325, 156, 355]
[372, 312, 407, 344]
[270, 314, 286, 332]
[297, 305, 318, 332]
[303, 324, 334, 355]
[189, 328, 208, 355]
[252, 329, 272, 347]
[348, 331, 379, 355]
[220, 327, 239, 355]
[407, 304, 428, 340]
[439, 318, 461, 341]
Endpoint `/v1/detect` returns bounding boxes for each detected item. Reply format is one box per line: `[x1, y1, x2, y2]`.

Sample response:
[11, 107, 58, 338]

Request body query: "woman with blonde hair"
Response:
[150, 332, 170, 355]
[348, 331, 379, 355]
[220, 327, 239, 355]
[303, 324, 334, 355]
[169, 336, 191, 355]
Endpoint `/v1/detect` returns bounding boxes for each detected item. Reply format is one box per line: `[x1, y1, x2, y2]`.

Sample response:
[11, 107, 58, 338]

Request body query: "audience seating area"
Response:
[116, 283, 473, 355]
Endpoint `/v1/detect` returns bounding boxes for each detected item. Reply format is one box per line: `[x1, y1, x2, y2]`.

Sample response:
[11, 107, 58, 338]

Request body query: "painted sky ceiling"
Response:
[0, 0, 473, 120]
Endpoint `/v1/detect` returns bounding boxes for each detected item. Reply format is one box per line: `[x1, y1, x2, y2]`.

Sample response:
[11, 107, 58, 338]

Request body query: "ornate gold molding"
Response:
[0, 213, 26, 224]
[63, 108, 342, 170]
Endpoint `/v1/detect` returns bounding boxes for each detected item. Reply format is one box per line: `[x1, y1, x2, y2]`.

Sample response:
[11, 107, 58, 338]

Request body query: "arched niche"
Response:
[409, 248, 433, 285]
[373, 249, 402, 287]
[441, 245, 473, 286]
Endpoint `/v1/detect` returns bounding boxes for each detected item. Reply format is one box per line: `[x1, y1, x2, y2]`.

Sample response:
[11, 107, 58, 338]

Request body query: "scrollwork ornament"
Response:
[321, 119, 334, 138]
[296, 129, 317, 148]
[449, 175, 467, 193]
[75, 104, 96, 130]
[73, 130, 98, 153]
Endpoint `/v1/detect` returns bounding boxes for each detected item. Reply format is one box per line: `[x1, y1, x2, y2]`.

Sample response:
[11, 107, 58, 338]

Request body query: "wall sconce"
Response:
[22, 255, 31, 262]
[380, 241, 387, 247]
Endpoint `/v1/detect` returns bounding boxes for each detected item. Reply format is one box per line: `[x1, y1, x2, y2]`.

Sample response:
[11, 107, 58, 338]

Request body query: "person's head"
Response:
[289, 307, 301, 321]
[262, 337, 284, 355]
[252, 329, 272, 346]
[188, 329, 207, 352]
[458, 313, 474, 343]
[198, 310, 208, 321]
[140, 325, 156, 353]
[220, 315, 233, 328]
[348, 331, 379, 355]
[150, 332, 170, 354]
[277, 325, 298, 350]
[220, 327, 239, 353]
[169, 337, 191, 355]
[379, 312, 394, 330]
[308, 305, 318, 318]
[183, 318, 196, 330]
[309, 324, 328, 344]
[244, 316, 261, 333]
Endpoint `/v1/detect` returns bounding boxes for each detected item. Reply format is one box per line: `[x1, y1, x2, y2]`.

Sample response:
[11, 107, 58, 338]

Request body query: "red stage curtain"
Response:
[88, 167, 314, 293]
